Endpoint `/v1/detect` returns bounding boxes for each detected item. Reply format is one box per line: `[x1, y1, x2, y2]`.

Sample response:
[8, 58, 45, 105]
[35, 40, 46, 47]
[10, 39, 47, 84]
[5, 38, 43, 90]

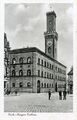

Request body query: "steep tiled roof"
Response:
[68, 68, 73, 75]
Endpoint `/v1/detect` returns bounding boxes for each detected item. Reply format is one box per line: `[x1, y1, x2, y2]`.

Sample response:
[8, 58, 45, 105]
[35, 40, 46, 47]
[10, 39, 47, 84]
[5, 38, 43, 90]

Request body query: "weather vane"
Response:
[49, 4, 53, 11]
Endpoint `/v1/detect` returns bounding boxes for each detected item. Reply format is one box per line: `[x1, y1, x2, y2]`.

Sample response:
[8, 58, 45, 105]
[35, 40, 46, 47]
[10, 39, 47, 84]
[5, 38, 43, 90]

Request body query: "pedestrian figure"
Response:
[63, 90, 66, 100]
[48, 90, 51, 100]
[15, 90, 17, 95]
[6, 89, 10, 95]
[59, 91, 62, 100]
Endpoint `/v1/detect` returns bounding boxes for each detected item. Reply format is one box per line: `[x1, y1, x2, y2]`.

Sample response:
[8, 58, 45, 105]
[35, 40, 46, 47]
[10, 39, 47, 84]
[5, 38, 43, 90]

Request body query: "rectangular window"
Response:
[41, 60, 43, 66]
[50, 64, 51, 69]
[38, 58, 40, 65]
[12, 83, 15, 87]
[41, 71, 43, 77]
[6, 67, 7, 77]
[55, 66, 57, 71]
[38, 70, 40, 77]
[44, 61, 46, 67]
[52, 74, 53, 79]
[52, 65, 54, 70]
[19, 82, 23, 87]
[50, 73, 51, 79]
[4, 82, 6, 88]
[47, 62, 49, 68]
[44, 72, 46, 78]
[47, 73, 49, 78]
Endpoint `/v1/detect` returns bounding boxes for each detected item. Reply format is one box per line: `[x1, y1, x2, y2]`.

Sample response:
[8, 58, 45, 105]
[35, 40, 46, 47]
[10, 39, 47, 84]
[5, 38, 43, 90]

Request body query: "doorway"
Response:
[37, 80, 40, 93]
[55, 83, 57, 92]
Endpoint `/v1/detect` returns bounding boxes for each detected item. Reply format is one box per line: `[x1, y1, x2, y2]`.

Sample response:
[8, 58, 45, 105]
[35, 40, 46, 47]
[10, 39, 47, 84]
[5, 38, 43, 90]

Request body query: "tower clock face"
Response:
[47, 40, 52, 46]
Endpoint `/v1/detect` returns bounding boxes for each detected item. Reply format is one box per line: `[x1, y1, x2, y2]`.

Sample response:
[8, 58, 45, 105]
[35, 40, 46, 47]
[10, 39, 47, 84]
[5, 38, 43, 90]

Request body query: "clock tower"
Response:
[44, 10, 58, 60]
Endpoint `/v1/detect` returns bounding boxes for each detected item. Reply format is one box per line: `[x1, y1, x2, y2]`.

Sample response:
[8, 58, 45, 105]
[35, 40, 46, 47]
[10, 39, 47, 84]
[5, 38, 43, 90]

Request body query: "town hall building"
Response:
[5, 10, 66, 93]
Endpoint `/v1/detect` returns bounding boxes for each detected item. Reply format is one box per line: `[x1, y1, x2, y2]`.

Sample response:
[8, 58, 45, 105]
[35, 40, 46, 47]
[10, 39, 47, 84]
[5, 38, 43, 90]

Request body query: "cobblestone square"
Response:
[4, 93, 73, 112]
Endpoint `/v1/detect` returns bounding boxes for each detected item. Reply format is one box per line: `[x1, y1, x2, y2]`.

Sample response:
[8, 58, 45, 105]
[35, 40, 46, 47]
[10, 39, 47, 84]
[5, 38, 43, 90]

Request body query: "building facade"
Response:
[9, 47, 66, 93]
[4, 33, 10, 91]
[7, 10, 66, 93]
[67, 67, 73, 94]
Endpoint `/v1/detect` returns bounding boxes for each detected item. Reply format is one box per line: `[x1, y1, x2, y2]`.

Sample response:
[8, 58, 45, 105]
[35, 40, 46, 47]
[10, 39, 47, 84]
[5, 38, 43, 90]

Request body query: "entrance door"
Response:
[37, 80, 40, 93]
[55, 83, 57, 92]
[70, 85, 73, 94]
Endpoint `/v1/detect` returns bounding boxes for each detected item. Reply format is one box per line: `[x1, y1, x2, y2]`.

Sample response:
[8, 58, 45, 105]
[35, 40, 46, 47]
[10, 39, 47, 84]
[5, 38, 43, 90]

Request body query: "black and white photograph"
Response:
[4, 2, 74, 113]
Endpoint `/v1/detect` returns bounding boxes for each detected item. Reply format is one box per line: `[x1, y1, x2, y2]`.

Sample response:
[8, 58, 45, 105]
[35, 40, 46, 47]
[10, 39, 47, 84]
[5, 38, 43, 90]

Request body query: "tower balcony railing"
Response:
[44, 31, 58, 39]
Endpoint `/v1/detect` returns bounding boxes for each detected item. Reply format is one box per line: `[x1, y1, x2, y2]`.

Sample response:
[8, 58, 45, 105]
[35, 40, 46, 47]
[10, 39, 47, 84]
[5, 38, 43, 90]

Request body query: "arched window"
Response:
[27, 82, 31, 87]
[19, 70, 23, 76]
[27, 69, 31, 76]
[19, 57, 23, 64]
[44, 83, 46, 88]
[12, 70, 15, 76]
[19, 82, 23, 87]
[12, 58, 16, 64]
[27, 57, 31, 63]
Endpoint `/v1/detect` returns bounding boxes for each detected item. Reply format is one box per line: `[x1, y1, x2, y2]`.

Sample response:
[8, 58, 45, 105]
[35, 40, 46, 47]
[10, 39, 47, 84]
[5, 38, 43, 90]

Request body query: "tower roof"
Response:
[46, 10, 56, 17]
[68, 68, 73, 75]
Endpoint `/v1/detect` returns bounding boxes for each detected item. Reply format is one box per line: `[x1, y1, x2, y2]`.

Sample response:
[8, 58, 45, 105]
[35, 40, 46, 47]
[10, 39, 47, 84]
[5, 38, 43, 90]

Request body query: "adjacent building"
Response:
[4, 33, 10, 91]
[67, 67, 73, 94]
[6, 10, 67, 93]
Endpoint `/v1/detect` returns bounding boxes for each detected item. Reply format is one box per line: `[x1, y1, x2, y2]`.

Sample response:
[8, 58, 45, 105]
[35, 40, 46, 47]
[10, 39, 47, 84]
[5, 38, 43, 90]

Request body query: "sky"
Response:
[5, 3, 73, 73]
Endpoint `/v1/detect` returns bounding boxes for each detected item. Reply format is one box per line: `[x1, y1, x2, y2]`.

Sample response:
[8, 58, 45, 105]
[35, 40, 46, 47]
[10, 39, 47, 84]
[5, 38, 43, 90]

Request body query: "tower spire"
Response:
[50, 5, 53, 11]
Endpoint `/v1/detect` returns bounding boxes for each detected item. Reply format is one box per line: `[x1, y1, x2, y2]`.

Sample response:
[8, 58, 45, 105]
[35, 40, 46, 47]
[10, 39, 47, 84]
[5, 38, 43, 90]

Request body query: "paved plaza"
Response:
[4, 93, 73, 112]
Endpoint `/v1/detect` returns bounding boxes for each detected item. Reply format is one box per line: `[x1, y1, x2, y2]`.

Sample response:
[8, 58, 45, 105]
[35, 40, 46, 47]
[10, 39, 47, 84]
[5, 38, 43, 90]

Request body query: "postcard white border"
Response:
[0, 0, 77, 120]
